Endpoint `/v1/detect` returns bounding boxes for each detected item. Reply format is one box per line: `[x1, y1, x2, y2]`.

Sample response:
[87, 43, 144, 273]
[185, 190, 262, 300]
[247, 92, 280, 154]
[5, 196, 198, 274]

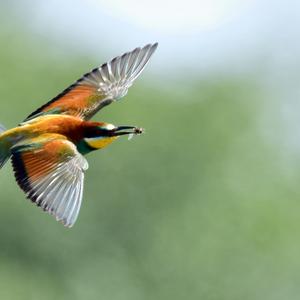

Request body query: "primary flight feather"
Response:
[0, 43, 158, 227]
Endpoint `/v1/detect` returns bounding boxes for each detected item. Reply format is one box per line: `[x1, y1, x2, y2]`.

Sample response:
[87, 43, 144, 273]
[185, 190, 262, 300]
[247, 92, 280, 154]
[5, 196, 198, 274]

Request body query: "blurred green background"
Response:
[1, 1, 300, 299]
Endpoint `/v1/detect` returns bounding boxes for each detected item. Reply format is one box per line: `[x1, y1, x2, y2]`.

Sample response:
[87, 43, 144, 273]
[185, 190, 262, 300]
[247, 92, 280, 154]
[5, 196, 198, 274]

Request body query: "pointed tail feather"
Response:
[0, 123, 10, 169]
[0, 124, 6, 132]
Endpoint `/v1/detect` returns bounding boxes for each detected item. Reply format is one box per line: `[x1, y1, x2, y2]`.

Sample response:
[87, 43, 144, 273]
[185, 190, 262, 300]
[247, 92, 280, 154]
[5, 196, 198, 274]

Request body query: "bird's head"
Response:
[79, 122, 144, 154]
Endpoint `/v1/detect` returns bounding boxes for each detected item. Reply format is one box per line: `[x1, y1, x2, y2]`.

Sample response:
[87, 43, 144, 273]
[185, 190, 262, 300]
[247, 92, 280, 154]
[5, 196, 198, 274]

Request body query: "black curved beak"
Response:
[112, 126, 144, 137]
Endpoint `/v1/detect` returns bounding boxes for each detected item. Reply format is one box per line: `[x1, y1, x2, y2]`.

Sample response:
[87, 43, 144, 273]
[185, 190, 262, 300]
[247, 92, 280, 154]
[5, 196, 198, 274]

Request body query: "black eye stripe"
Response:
[84, 127, 111, 138]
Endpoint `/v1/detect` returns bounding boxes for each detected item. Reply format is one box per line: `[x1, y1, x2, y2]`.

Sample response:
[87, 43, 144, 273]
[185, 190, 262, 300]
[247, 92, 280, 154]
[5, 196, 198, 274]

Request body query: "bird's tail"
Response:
[0, 123, 11, 169]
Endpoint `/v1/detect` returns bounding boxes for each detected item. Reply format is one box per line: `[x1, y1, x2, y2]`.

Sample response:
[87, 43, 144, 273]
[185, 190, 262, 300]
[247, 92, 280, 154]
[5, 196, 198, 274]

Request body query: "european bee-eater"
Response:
[0, 43, 158, 227]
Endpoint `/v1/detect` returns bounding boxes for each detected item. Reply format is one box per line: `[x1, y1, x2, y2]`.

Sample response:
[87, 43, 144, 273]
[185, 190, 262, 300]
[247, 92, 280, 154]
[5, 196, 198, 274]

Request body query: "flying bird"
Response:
[0, 43, 158, 227]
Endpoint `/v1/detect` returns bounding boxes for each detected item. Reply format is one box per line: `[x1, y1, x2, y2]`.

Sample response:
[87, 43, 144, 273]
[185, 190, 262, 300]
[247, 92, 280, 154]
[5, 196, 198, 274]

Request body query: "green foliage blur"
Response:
[0, 4, 300, 300]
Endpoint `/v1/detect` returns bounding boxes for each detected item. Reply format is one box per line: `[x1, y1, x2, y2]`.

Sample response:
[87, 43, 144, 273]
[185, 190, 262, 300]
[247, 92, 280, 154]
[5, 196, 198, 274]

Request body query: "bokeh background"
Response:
[0, 0, 300, 299]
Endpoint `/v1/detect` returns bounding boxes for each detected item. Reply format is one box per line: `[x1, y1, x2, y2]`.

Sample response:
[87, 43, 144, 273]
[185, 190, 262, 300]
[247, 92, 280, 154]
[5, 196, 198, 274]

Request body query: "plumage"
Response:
[0, 43, 157, 227]
[25, 43, 158, 121]
[11, 136, 88, 227]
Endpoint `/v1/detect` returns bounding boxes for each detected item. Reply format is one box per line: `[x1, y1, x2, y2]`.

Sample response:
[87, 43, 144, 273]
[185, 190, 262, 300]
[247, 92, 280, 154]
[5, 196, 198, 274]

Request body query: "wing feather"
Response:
[11, 136, 88, 227]
[25, 43, 158, 121]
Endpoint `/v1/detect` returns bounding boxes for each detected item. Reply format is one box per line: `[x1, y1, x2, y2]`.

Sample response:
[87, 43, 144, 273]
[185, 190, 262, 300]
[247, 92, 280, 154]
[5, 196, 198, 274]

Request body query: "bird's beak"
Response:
[112, 126, 144, 137]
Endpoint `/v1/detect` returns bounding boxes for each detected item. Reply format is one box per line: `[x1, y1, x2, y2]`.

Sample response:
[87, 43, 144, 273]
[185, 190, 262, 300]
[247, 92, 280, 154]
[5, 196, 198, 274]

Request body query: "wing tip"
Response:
[146, 42, 158, 48]
[116, 42, 158, 61]
[143, 42, 158, 52]
[57, 216, 75, 228]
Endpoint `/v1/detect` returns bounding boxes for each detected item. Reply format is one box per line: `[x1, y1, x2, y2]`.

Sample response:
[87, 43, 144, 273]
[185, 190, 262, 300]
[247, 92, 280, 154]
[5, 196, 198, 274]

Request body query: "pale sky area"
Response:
[4, 0, 300, 156]
[16, 0, 300, 79]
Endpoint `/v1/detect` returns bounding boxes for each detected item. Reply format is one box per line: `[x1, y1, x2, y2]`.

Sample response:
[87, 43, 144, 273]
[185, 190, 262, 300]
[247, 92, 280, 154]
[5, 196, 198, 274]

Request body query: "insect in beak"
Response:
[112, 126, 144, 139]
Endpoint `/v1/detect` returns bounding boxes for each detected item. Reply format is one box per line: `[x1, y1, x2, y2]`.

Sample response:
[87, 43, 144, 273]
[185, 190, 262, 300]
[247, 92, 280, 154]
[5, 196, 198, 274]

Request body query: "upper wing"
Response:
[11, 135, 88, 227]
[25, 43, 158, 121]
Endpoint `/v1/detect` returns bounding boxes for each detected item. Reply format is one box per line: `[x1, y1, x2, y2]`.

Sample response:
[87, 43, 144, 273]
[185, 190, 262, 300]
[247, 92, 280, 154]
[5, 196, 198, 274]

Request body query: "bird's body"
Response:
[2, 115, 83, 143]
[3, 115, 104, 148]
[0, 43, 157, 227]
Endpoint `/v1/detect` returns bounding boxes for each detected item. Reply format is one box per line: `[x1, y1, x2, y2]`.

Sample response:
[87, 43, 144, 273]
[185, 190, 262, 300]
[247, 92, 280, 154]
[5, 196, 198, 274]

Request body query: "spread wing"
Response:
[11, 135, 88, 227]
[25, 43, 158, 121]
